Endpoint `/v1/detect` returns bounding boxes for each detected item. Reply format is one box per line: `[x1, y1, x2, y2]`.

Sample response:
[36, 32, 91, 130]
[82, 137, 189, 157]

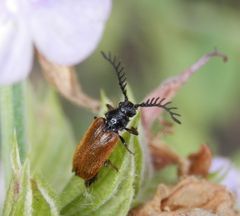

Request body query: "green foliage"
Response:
[0, 83, 28, 185]
[2, 1, 240, 215]
[28, 90, 75, 193]
[59, 91, 145, 216]
[1, 83, 75, 215]
[3, 133, 59, 216]
[1, 83, 146, 215]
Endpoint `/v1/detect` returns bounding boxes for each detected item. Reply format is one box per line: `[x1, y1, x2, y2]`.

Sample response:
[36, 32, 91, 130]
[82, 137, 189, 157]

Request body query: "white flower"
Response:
[0, 0, 111, 85]
[210, 157, 240, 208]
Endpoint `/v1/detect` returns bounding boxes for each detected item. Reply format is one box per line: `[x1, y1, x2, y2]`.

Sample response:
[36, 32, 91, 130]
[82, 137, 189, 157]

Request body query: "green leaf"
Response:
[31, 177, 59, 216]
[131, 115, 143, 194]
[60, 128, 134, 216]
[27, 88, 75, 193]
[0, 82, 75, 194]
[11, 83, 28, 163]
[2, 131, 22, 216]
[10, 131, 22, 174]
[90, 170, 135, 216]
[3, 133, 59, 216]
[3, 164, 60, 216]
[0, 82, 28, 185]
[1, 82, 74, 214]
[2, 174, 18, 216]
[11, 160, 32, 216]
[99, 90, 113, 116]
[59, 91, 145, 216]
[0, 86, 13, 186]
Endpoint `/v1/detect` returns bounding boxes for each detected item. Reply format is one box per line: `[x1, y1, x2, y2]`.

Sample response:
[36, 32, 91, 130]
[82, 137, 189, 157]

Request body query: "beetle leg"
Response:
[85, 175, 98, 187]
[104, 160, 118, 172]
[106, 104, 114, 111]
[125, 127, 138, 135]
[119, 135, 135, 155]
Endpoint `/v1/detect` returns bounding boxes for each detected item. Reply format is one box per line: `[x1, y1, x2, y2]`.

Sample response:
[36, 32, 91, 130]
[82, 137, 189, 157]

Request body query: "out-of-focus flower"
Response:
[0, 0, 111, 84]
[210, 157, 240, 208]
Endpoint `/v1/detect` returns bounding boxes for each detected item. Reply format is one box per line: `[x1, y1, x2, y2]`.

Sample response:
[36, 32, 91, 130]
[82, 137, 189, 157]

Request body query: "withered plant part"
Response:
[129, 177, 239, 216]
[150, 135, 213, 178]
[187, 145, 212, 177]
[37, 51, 100, 113]
[141, 50, 228, 132]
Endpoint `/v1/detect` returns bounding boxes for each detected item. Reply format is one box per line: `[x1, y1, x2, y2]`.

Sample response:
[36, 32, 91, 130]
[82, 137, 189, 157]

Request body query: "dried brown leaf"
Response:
[150, 144, 180, 170]
[129, 177, 239, 216]
[37, 52, 100, 113]
[141, 50, 227, 131]
[129, 184, 169, 216]
[162, 177, 238, 216]
[130, 207, 218, 216]
[149, 137, 186, 172]
[149, 136, 212, 177]
[187, 145, 212, 177]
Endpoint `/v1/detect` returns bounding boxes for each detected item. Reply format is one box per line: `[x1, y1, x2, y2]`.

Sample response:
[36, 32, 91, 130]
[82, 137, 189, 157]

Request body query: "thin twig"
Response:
[141, 50, 228, 130]
[174, 49, 228, 85]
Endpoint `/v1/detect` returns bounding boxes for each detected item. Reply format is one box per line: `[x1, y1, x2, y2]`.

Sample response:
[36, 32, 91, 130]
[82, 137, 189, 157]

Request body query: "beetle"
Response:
[72, 51, 181, 186]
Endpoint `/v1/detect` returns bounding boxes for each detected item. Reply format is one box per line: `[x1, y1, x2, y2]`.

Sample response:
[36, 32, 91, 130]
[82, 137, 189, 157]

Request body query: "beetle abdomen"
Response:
[72, 117, 119, 180]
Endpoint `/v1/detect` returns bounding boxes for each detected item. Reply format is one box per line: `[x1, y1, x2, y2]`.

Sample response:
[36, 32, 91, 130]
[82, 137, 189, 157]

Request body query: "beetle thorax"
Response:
[104, 100, 137, 132]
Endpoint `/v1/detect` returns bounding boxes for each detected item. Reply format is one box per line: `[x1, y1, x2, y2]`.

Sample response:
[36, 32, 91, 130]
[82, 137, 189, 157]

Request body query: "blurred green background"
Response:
[1, 0, 240, 213]
[50, 0, 240, 164]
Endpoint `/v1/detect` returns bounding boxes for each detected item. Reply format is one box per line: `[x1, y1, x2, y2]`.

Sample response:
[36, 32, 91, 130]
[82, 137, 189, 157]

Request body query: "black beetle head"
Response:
[119, 100, 136, 117]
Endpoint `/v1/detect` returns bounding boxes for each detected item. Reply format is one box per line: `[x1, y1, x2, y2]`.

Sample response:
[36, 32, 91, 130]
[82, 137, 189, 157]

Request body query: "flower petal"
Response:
[211, 157, 240, 207]
[0, 15, 33, 85]
[29, 0, 111, 65]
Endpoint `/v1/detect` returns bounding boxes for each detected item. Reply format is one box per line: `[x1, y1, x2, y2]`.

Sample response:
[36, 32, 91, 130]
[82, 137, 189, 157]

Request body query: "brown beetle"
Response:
[72, 52, 181, 186]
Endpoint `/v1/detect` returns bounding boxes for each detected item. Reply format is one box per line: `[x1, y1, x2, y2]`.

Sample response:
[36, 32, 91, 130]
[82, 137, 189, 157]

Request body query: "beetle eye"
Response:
[128, 109, 136, 117]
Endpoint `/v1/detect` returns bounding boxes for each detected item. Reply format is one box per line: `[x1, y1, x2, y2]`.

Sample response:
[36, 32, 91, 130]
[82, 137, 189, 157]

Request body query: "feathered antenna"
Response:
[135, 97, 181, 124]
[101, 51, 128, 101]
